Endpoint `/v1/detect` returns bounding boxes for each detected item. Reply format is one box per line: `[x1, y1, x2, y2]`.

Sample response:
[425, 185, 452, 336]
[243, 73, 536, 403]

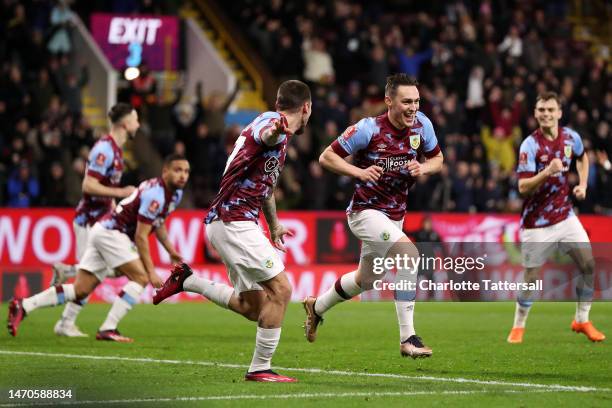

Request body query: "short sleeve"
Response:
[568, 128, 584, 157]
[419, 112, 441, 158]
[517, 137, 537, 178]
[87, 140, 114, 179]
[331, 118, 376, 157]
[138, 186, 165, 224]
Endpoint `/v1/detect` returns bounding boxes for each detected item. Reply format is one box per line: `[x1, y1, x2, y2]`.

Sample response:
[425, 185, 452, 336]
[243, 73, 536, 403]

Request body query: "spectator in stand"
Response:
[302, 36, 335, 85]
[129, 62, 157, 110]
[41, 161, 69, 207]
[47, 0, 76, 56]
[7, 161, 40, 207]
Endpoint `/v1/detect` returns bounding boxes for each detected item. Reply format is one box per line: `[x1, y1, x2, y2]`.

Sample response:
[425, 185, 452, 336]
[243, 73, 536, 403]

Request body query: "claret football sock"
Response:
[183, 275, 233, 309]
[314, 271, 362, 316]
[22, 284, 76, 314]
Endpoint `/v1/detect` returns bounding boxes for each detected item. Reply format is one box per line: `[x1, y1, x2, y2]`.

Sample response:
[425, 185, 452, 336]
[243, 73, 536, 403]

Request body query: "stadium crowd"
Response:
[1, 0, 610, 214]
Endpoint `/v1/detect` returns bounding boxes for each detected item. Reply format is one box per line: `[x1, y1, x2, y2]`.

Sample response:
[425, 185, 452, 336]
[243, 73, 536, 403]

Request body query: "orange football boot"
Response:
[571, 321, 606, 342]
[507, 327, 525, 343]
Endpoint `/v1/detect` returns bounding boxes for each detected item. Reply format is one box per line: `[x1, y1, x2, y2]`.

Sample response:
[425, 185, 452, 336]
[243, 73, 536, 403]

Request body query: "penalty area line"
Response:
[0, 349, 609, 394]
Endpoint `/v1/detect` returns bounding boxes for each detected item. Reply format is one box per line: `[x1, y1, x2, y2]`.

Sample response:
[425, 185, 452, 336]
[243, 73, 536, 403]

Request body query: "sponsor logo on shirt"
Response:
[375, 155, 411, 172]
[264, 157, 280, 173]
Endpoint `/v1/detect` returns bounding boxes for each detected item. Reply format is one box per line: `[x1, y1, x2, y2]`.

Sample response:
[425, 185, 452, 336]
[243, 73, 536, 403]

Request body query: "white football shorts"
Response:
[78, 223, 139, 282]
[205, 220, 284, 294]
[520, 215, 591, 268]
[348, 209, 406, 258]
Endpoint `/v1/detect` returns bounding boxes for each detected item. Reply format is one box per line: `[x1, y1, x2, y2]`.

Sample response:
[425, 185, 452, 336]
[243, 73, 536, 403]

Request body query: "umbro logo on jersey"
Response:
[377, 143, 387, 151]
[540, 155, 548, 162]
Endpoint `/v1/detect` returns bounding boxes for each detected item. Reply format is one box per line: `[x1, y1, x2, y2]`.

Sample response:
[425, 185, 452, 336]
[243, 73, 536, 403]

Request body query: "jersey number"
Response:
[223, 135, 246, 174]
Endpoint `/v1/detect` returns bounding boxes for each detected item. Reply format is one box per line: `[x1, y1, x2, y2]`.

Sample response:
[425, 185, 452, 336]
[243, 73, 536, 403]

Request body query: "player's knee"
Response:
[524, 269, 539, 283]
[580, 257, 595, 274]
[244, 306, 261, 322]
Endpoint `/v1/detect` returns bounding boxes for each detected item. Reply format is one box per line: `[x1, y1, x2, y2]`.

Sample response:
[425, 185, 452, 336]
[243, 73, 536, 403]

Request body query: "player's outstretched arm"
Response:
[319, 146, 383, 182]
[573, 153, 589, 200]
[82, 174, 135, 198]
[155, 224, 182, 264]
[518, 158, 563, 196]
[261, 119, 287, 146]
[135, 221, 163, 288]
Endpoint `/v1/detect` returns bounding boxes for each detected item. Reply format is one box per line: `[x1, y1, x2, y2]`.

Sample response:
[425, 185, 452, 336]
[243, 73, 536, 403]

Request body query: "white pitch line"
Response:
[0, 350, 608, 394]
[0, 390, 560, 407]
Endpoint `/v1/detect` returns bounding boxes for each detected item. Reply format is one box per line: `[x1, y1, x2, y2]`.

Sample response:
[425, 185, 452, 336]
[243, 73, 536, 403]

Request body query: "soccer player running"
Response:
[303, 74, 443, 358]
[52, 103, 138, 337]
[507, 92, 605, 343]
[8, 155, 190, 342]
[153, 80, 312, 382]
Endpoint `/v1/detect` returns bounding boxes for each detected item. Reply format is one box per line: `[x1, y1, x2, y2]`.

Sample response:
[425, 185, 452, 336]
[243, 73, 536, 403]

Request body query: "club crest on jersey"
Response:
[342, 125, 357, 140]
[95, 153, 106, 166]
[564, 145, 572, 158]
[148, 200, 160, 213]
[409, 134, 420, 149]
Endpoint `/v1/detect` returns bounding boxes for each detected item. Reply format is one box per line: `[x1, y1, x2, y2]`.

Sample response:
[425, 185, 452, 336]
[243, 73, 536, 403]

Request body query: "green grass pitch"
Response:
[1, 301, 611, 407]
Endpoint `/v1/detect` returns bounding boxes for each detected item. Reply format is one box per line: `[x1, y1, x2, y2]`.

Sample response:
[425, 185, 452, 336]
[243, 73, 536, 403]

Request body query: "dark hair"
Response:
[276, 80, 311, 111]
[536, 91, 561, 107]
[163, 153, 188, 167]
[108, 103, 134, 124]
[385, 73, 419, 97]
